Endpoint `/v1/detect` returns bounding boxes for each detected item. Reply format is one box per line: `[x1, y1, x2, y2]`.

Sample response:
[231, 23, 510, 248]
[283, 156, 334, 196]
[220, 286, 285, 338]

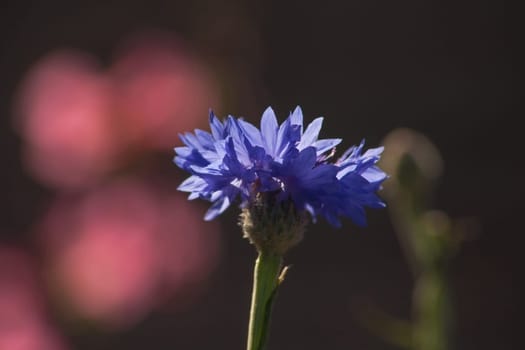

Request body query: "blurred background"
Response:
[0, 1, 516, 349]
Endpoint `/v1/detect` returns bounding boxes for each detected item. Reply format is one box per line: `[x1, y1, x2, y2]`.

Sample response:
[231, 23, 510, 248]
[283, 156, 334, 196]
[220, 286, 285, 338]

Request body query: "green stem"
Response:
[246, 252, 283, 350]
[413, 271, 451, 350]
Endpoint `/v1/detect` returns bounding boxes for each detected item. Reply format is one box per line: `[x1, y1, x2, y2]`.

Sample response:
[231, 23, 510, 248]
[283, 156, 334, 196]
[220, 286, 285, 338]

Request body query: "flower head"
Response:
[174, 106, 386, 228]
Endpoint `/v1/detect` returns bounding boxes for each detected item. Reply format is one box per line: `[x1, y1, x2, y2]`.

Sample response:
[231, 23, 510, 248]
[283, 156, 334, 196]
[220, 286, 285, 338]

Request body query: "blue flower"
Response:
[174, 106, 386, 227]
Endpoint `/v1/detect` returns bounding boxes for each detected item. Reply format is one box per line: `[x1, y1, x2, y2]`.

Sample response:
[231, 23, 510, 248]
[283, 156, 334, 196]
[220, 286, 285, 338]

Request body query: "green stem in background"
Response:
[246, 252, 283, 350]
[413, 270, 451, 350]
[379, 133, 458, 350]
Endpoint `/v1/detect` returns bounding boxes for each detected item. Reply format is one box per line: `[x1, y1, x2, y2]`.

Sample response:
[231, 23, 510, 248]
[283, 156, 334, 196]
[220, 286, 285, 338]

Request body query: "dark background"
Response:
[0, 0, 517, 349]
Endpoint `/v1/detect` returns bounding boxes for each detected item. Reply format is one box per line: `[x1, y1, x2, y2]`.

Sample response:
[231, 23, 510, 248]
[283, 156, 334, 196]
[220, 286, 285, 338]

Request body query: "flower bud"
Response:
[240, 192, 308, 255]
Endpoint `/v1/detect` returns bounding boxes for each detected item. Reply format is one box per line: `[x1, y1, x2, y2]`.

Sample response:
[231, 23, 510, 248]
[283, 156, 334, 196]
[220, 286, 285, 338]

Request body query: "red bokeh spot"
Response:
[38, 179, 220, 328]
[0, 247, 68, 350]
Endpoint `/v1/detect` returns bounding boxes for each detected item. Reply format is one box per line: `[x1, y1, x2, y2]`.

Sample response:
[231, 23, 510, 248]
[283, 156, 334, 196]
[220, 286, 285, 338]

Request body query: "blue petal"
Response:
[204, 195, 231, 221]
[290, 147, 317, 171]
[174, 147, 209, 169]
[178, 175, 207, 192]
[238, 119, 263, 147]
[209, 110, 225, 140]
[289, 106, 304, 133]
[260, 107, 278, 156]
[361, 166, 388, 183]
[313, 138, 342, 155]
[180, 132, 202, 150]
[363, 146, 384, 158]
[298, 117, 324, 150]
[188, 192, 200, 200]
[194, 129, 214, 149]
[275, 119, 301, 161]
[301, 163, 338, 186]
[343, 203, 367, 227]
[226, 117, 251, 165]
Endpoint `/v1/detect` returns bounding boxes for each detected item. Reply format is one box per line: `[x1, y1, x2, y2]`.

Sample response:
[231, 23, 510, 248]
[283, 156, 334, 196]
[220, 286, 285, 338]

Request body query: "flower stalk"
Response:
[241, 196, 302, 350]
[246, 252, 283, 350]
